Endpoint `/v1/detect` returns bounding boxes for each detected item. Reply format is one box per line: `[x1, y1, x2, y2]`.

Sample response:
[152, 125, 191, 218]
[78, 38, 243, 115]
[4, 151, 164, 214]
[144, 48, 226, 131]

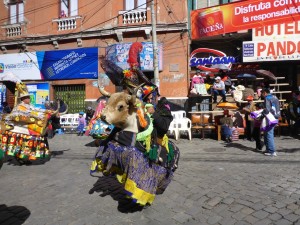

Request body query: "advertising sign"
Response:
[190, 48, 236, 72]
[0, 48, 98, 80]
[191, 0, 300, 39]
[37, 47, 98, 80]
[106, 42, 163, 71]
[243, 21, 300, 62]
[26, 83, 50, 109]
[0, 52, 42, 80]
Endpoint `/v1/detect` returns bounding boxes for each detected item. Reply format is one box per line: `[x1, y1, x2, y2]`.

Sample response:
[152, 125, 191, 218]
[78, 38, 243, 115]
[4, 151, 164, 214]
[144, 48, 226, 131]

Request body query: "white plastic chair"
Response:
[168, 119, 179, 140]
[177, 117, 192, 140]
[170, 110, 191, 140]
[172, 110, 186, 120]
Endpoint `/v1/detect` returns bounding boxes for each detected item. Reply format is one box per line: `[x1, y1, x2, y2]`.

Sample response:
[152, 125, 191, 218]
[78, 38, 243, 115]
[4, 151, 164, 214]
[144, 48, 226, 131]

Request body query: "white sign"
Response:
[243, 21, 300, 62]
[253, 21, 300, 41]
[243, 39, 300, 62]
[0, 52, 42, 80]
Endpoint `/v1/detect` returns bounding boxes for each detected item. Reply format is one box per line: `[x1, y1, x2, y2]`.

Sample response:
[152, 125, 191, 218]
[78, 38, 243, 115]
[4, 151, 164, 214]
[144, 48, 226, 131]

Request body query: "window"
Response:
[219, 0, 241, 4]
[9, 0, 24, 24]
[125, 0, 147, 10]
[60, 0, 78, 18]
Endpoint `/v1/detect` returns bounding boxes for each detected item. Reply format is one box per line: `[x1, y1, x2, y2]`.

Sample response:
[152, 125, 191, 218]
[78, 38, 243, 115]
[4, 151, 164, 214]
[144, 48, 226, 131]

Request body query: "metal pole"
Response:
[151, 0, 159, 88]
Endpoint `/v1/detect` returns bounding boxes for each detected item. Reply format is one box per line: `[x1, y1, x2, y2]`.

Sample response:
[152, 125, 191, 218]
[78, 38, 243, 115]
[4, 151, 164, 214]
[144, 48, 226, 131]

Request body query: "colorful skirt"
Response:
[90, 142, 174, 206]
[0, 131, 50, 162]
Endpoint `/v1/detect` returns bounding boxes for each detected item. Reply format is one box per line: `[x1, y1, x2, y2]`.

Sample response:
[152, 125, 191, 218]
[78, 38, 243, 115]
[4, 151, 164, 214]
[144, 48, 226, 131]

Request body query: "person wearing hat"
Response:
[77, 111, 86, 136]
[212, 76, 227, 103]
[12, 93, 42, 115]
[243, 95, 255, 141]
[142, 85, 159, 106]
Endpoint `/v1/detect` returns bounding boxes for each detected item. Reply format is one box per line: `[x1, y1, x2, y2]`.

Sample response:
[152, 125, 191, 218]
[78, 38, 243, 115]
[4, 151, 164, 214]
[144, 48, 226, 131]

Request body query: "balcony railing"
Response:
[52, 16, 81, 31]
[2, 24, 22, 37]
[119, 9, 148, 24]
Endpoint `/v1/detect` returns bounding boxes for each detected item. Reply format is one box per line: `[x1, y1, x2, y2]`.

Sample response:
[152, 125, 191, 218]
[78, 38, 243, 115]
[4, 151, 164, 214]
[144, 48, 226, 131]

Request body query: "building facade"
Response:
[0, 0, 189, 112]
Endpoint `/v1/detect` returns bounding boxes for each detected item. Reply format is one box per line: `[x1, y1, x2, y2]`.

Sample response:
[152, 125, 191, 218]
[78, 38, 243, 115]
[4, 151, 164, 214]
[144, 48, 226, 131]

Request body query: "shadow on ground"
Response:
[51, 149, 70, 157]
[0, 204, 31, 225]
[3, 156, 51, 167]
[89, 176, 145, 213]
[223, 142, 263, 153]
[85, 140, 98, 147]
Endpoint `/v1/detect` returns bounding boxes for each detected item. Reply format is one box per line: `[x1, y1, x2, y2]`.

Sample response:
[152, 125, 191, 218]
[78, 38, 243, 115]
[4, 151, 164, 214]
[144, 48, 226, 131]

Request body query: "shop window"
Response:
[125, 0, 147, 10]
[9, 0, 24, 24]
[60, 0, 78, 18]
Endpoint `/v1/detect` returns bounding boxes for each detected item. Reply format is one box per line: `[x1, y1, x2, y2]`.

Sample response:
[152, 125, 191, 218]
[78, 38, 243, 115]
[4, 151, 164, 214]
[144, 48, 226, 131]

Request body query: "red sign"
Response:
[191, 0, 300, 39]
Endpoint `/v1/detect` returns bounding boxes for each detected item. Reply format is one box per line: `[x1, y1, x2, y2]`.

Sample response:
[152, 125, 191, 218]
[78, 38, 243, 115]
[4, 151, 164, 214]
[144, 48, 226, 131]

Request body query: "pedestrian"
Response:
[252, 103, 264, 151]
[77, 111, 86, 136]
[243, 95, 255, 141]
[212, 76, 227, 103]
[220, 109, 234, 143]
[261, 88, 280, 156]
[85, 106, 95, 125]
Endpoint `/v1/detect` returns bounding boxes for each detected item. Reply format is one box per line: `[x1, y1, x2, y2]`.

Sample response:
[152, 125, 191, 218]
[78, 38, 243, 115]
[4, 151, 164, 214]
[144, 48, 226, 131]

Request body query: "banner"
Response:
[0, 53, 42, 80]
[37, 47, 98, 80]
[105, 42, 163, 71]
[0, 48, 98, 80]
[191, 0, 300, 39]
[26, 83, 50, 109]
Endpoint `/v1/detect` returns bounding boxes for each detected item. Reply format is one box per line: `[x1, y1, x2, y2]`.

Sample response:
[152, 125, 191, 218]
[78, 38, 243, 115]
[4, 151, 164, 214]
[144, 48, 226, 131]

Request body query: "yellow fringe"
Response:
[124, 177, 155, 205]
[157, 135, 169, 153]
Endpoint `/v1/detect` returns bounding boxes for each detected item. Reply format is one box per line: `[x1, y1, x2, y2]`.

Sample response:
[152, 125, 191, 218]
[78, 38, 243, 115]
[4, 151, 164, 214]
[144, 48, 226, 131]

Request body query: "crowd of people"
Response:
[189, 68, 300, 157]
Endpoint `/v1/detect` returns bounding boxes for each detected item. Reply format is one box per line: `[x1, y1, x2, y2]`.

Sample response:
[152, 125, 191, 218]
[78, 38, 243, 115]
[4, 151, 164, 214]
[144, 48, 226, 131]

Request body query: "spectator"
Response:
[85, 106, 95, 125]
[77, 112, 86, 136]
[220, 109, 234, 143]
[219, 70, 232, 93]
[212, 76, 227, 103]
[243, 96, 255, 141]
[261, 88, 280, 157]
[252, 103, 264, 151]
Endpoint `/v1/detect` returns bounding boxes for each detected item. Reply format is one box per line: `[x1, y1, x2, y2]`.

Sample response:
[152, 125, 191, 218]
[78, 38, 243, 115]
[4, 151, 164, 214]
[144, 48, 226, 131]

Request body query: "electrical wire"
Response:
[1, 0, 155, 44]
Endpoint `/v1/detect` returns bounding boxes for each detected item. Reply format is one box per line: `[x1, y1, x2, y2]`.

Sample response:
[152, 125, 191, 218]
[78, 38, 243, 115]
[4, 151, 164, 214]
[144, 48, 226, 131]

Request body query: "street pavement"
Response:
[0, 133, 300, 225]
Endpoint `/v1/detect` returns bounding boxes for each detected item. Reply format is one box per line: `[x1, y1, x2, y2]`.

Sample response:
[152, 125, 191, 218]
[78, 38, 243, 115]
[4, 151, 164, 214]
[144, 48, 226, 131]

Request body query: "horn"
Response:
[98, 75, 111, 97]
[128, 83, 145, 105]
[99, 86, 111, 97]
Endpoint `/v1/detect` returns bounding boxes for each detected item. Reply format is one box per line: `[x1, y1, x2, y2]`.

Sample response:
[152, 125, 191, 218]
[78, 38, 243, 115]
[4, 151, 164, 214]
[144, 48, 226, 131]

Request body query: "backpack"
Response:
[266, 95, 281, 119]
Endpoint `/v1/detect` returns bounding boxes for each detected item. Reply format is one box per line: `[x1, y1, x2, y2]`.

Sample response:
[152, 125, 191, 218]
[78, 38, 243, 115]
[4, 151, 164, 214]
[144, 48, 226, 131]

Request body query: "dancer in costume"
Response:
[0, 73, 67, 165]
[90, 43, 179, 206]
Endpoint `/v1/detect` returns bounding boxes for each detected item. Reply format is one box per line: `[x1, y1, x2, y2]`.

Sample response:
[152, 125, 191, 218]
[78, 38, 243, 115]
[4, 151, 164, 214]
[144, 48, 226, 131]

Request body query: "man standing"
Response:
[85, 106, 95, 125]
[212, 76, 227, 103]
[261, 88, 280, 157]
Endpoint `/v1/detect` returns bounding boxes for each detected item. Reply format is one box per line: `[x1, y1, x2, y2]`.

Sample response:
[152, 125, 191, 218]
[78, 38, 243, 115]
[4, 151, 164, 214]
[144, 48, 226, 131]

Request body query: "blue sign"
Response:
[37, 48, 98, 80]
[243, 43, 254, 57]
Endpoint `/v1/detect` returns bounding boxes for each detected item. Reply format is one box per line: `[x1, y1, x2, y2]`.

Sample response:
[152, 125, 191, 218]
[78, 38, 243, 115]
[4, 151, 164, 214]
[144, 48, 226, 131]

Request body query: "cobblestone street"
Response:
[1, 134, 300, 225]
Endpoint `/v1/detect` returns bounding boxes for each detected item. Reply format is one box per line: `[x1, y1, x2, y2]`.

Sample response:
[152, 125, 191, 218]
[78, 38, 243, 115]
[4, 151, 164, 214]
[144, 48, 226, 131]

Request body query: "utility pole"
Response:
[151, 0, 159, 88]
